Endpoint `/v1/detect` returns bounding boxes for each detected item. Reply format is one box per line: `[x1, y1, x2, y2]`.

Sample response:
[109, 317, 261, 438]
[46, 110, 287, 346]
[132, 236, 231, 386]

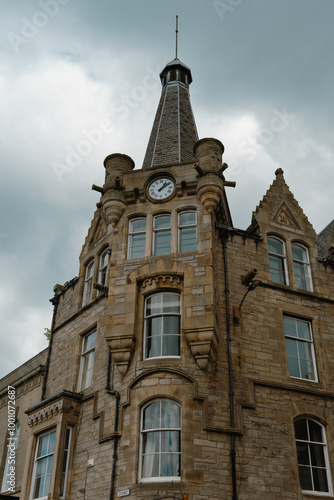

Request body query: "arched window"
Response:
[144, 293, 181, 359]
[1, 421, 20, 493]
[98, 248, 109, 287]
[140, 399, 181, 482]
[292, 243, 312, 291]
[267, 236, 287, 285]
[128, 217, 146, 259]
[82, 260, 94, 306]
[178, 211, 197, 253]
[294, 419, 332, 494]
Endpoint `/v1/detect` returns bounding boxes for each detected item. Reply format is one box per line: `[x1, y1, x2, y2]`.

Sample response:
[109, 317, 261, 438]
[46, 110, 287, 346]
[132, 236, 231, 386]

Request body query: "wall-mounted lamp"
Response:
[233, 270, 262, 324]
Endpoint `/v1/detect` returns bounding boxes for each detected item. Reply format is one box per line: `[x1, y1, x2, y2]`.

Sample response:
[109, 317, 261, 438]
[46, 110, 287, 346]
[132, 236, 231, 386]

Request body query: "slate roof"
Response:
[317, 219, 334, 260]
[142, 58, 198, 169]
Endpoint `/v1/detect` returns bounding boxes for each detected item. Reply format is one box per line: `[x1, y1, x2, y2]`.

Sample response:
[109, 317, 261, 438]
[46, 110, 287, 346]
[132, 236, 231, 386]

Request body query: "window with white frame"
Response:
[98, 249, 109, 287]
[140, 399, 181, 482]
[78, 330, 96, 390]
[144, 293, 181, 359]
[153, 215, 171, 256]
[30, 429, 56, 500]
[268, 236, 287, 285]
[1, 421, 20, 493]
[294, 419, 332, 495]
[128, 218, 147, 259]
[82, 260, 94, 306]
[178, 211, 197, 253]
[284, 316, 317, 381]
[292, 243, 312, 291]
[59, 427, 72, 499]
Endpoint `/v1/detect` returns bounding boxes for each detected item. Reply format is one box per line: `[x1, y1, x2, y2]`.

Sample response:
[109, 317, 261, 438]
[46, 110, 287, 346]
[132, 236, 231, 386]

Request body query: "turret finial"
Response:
[175, 15, 179, 59]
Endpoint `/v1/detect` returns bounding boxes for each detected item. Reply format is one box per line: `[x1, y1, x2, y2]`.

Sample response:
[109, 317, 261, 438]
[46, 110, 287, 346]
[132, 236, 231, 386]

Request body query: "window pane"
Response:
[161, 431, 180, 452]
[296, 442, 310, 466]
[37, 434, 49, 458]
[131, 218, 146, 233]
[154, 215, 171, 230]
[296, 321, 311, 340]
[287, 356, 300, 378]
[147, 317, 162, 337]
[146, 335, 161, 358]
[292, 244, 307, 261]
[308, 421, 323, 443]
[179, 212, 196, 226]
[269, 255, 286, 284]
[284, 317, 297, 337]
[268, 238, 284, 255]
[48, 431, 56, 454]
[295, 420, 308, 440]
[294, 261, 310, 290]
[298, 465, 313, 491]
[313, 467, 329, 492]
[286, 338, 298, 357]
[146, 295, 162, 316]
[143, 401, 160, 430]
[163, 315, 180, 334]
[299, 359, 315, 380]
[162, 294, 180, 314]
[310, 444, 326, 468]
[163, 335, 180, 356]
[143, 432, 160, 454]
[179, 226, 197, 252]
[161, 400, 180, 428]
[160, 453, 179, 477]
[130, 233, 146, 258]
[142, 453, 159, 478]
[154, 229, 171, 255]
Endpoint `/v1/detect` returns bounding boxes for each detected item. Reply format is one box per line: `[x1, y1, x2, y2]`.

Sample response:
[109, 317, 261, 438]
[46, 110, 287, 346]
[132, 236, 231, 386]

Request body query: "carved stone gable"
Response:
[272, 201, 301, 229]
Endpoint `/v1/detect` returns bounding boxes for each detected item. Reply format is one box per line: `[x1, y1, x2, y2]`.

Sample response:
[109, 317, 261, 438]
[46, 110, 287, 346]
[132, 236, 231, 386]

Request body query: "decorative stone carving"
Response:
[106, 335, 136, 377]
[197, 174, 224, 214]
[141, 275, 182, 288]
[27, 392, 82, 427]
[185, 327, 218, 370]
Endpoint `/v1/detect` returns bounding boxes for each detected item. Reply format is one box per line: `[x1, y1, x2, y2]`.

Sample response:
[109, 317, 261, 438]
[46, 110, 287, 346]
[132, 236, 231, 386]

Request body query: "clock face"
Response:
[147, 177, 176, 202]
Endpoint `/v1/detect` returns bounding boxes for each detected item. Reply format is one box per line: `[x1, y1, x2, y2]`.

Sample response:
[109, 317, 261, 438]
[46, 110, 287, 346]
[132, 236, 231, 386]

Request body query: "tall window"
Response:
[128, 218, 146, 259]
[82, 260, 94, 306]
[31, 429, 56, 500]
[59, 427, 72, 499]
[153, 215, 171, 256]
[292, 243, 312, 291]
[178, 211, 197, 253]
[79, 330, 96, 390]
[294, 419, 332, 494]
[268, 236, 287, 284]
[140, 399, 181, 482]
[144, 293, 180, 359]
[284, 316, 317, 381]
[98, 249, 109, 287]
[1, 421, 20, 493]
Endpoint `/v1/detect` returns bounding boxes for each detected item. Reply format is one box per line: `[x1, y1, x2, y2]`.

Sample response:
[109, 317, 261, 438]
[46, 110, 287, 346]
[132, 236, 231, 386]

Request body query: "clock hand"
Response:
[158, 182, 168, 192]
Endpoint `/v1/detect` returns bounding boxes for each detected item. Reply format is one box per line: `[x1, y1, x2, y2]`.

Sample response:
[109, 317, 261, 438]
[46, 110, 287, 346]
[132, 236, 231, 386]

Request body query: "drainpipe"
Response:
[220, 229, 238, 500]
[41, 294, 59, 401]
[106, 350, 120, 500]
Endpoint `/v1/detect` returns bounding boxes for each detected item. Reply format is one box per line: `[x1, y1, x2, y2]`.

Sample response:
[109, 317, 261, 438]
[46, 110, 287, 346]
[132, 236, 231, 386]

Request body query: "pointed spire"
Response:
[142, 23, 199, 170]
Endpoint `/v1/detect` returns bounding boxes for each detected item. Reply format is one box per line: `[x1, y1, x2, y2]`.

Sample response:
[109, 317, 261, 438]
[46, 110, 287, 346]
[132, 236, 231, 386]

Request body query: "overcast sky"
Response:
[0, 0, 333, 378]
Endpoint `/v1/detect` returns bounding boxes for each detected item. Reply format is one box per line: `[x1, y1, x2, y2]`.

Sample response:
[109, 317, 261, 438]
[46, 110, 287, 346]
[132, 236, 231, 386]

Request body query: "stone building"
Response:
[1, 54, 334, 500]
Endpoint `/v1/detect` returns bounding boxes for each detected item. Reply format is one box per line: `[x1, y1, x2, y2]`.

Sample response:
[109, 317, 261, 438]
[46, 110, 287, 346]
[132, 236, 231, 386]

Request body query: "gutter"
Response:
[106, 351, 120, 500]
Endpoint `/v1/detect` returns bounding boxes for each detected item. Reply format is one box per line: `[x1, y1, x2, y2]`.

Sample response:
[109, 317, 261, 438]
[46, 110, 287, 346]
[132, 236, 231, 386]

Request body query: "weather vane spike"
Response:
[175, 15, 179, 59]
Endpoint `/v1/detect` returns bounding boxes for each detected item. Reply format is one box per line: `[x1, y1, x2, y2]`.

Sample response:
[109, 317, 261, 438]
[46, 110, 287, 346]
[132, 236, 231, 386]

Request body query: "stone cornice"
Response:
[26, 390, 82, 428]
